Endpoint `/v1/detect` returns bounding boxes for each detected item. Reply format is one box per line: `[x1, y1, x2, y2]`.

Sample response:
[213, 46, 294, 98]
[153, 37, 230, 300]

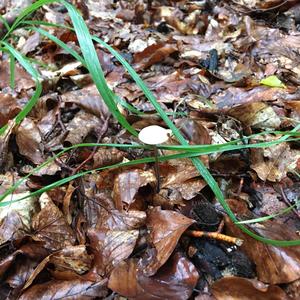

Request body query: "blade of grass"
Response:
[2, 135, 298, 203]
[9, 53, 15, 89]
[0, 150, 203, 207]
[0, 42, 42, 135]
[236, 199, 300, 224]
[61, 0, 138, 136]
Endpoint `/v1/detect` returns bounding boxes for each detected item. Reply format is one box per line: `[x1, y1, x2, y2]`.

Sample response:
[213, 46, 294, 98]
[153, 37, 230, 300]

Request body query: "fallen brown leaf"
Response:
[32, 193, 76, 251]
[211, 276, 290, 300]
[225, 200, 300, 284]
[15, 118, 45, 164]
[143, 207, 195, 276]
[88, 209, 146, 276]
[19, 278, 107, 300]
[113, 169, 156, 211]
[108, 252, 199, 300]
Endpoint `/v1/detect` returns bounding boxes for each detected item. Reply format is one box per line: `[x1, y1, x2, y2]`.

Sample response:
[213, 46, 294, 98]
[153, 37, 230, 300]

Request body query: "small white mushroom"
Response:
[138, 125, 171, 193]
[138, 125, 171, 145]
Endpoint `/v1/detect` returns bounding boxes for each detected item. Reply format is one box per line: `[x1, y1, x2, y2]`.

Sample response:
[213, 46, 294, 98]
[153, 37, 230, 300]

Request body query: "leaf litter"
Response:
[0, 0, 300, 299]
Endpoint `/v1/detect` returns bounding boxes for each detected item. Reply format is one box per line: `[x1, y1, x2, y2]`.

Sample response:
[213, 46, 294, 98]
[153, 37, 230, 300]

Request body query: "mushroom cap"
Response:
[138, 125, 172, 145]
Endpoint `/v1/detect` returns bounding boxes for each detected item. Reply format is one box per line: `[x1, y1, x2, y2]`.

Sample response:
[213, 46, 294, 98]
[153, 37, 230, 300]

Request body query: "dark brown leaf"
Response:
[0, 92, 22, 127]
[88, 209, 146, 276]
[113, 169, 156, 211]
[109, 252, 199, 300]
[23, 245, 93, 290]
[134, 43, 177, 70]
[212, 277, 290, 300]
[143, 207, 195, 276]
[225, 200, 300, 284]
[0, 61, 34, 91]
[61, 84, 109, 119]
[19, 279, 107, 300]
[32, 193, 76, 251]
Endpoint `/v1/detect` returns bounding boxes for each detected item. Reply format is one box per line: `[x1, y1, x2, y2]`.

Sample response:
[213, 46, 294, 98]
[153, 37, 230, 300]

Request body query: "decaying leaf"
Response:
[32, 193, 76, 251]
[113, 169, 156, 211]
[212, 277, 290, 300]
[23, 245, 93, 290]
[88, 209, 146, 276]
[143, 207, 195, 276]
[109, 252, 199, 300]
[251, 142, 300, 181]
[229, 102, 281, 129]
[15, 118, 45, 164]
[225, 200, 300, 284]
[134, 42, 177, 70]
[19, 278, 107, 300]
[0, 191, 37, 245]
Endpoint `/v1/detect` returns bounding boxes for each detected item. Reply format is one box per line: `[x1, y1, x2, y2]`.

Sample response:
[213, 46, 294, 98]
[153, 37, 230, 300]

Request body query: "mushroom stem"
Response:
[153, 145, 160, 193]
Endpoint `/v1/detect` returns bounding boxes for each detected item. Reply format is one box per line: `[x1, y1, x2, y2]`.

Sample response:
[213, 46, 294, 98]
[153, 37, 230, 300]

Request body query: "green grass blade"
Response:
[236, 200, 300, 224]
[0, 14, 10, 31]
[0, 150, 201, 206]
[0, 42, 42, 135]
[61, 0, 137, 136]
[3, 0, 56, 39]
[9, 53, 15, 89]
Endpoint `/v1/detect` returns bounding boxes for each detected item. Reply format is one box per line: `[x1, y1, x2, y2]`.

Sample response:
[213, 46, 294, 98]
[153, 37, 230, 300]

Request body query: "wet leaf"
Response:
[212, 277, 290, 300]
[19, 278, 107, 300]
[88, 209, 146, 276]
[143, 207, 195, 275]
[0, 191, 37, 245]
[113, 169, 156, 211]
[32, 193, 76, 251]
[225, 200, 300, 284]
[23, 245, 93, 290]
[108, 252, 199, 300]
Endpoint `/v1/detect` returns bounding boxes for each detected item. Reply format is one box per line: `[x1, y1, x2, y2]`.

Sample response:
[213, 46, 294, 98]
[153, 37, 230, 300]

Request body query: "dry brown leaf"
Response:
[251, 142, 300, 181]
[134, 42, 177, 70]
[113, 169, 156, 211]
[15, 118, 45, 164]
[108, 252, 199, 300]
[213, 86, 298, 109]
[0, 92, 22, 127]
[211, 277, 290, 300]
[32, 193, 76, 251]
[225, 200, 300, 284]
[19, 278, 107, 300]
[229, 102, 281, 129]
[144, 207, 195, 276]
[92, 147, 125, 168]
[23, 245, 93, 290]
[61, 84, 109, 118]
[64, 110, 101, 145]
